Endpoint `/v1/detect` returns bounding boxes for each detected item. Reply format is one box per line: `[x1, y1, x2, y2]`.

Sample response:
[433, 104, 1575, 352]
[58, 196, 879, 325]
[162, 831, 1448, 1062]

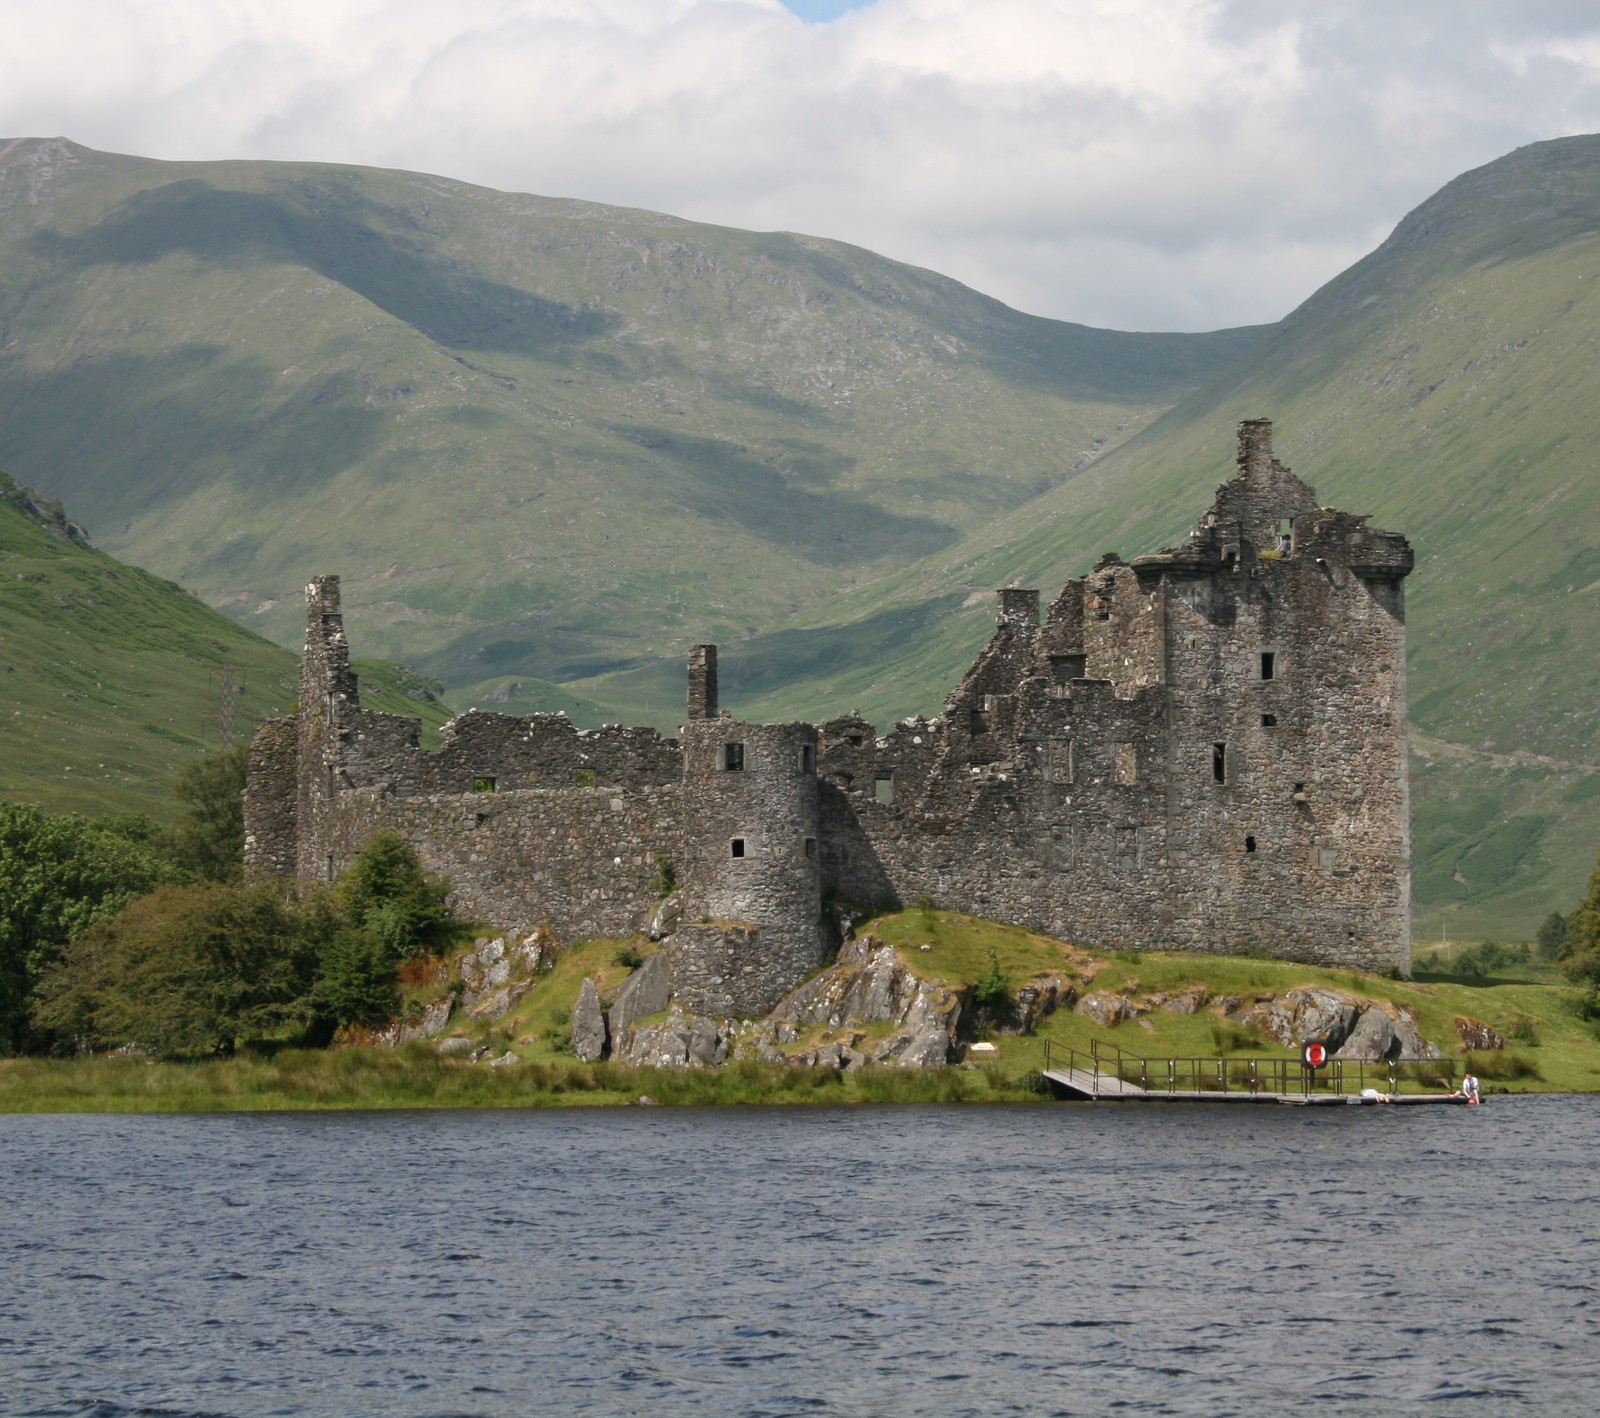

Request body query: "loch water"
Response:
[1, 1095, 1596, 1417]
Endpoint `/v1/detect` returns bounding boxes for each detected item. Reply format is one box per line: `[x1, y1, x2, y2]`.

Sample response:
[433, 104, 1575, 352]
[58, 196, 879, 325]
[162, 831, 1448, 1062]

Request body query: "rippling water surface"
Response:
[2, 1096, 1596, 1416]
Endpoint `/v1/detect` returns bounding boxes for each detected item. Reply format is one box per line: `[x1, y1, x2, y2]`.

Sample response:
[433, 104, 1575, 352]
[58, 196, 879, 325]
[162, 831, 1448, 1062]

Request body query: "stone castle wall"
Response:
[244, 419, 1415, 1011]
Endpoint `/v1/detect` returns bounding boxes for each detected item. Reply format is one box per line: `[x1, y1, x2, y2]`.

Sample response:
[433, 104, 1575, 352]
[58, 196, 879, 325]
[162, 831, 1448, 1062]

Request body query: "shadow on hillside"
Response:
[608, 423, 955, 565]
[0, 345, 391, 514]
[30, 178, 617, 361]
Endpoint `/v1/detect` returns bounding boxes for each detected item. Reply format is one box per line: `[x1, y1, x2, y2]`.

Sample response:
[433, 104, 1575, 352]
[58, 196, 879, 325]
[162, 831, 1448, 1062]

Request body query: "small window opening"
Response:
[1276, 518, 1293, 554]
[1245, 835, 1257, 854]
[730, 838, 746, 858]
[875, 775, 894, 804]
[1261, 713, 1277, 727]
[845, 732, 864, 747]
[722, 742, 745, 772]
[970, 708, 991, 735]
[1212, 742, 1227, 783]
[1115, 742, 1137, 786]
[799, 745, 814, 773]
[1293, 782, 1308, 803]
[472, 775, 496, 793]
[575, 767, 596, 788]
[1051, 653, 1087, 683]
[1261, 651, 1277, 681]
[325, 853, 335, 882]
[802, 838, 815, 859]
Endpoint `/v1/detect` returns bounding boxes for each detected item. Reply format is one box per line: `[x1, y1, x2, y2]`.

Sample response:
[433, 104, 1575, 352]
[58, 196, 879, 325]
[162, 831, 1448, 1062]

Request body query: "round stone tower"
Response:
[673, 711, 825, 1018]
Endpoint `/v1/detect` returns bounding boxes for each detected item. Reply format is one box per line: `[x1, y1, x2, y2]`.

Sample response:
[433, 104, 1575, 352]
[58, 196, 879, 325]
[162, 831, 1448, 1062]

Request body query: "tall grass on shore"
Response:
[0, 1046, 1027, 1114]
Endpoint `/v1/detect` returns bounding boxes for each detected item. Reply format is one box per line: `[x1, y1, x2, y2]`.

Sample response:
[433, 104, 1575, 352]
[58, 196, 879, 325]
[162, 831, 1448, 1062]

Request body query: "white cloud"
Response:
[4, 0, 1600, 329]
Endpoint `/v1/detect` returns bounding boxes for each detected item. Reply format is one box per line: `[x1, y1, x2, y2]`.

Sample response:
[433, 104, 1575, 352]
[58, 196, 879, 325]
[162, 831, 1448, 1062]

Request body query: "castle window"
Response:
[1050, 653, 1087, 684]
[722, 742, 745, 772]
[802, 838, 815, 859]
[1045, 739, 1075, 785]
[1277, 518, 1294, 553]
[1262, 713, 1277, 727]
[326, 854, 335, 881]
[1245, 835, 1257, 853]
[1293, 782, 1309, 803]
[875, 775, 894, 804]
[799, 745, 814, 773]
[1115, 742, 1137, 785]
[575, 767, 596, 788]
[845, 732, 864, 747]
[472, 776, 496, 793]
[1212, 742, 1227, 783]
[970, 707, 991, 734]
[1261, 651, 1277, 681]
[730, 838, 746, 858]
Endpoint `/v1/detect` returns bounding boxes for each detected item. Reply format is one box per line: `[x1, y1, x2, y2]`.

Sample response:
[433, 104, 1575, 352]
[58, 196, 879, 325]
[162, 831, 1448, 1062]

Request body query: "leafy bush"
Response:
[36, 881, 322, 1057]
[613, 945, 645, 970]
[972, 947, 1011, 1021]
[1, 803, 183, 1054]
[164, 746, 250, 883]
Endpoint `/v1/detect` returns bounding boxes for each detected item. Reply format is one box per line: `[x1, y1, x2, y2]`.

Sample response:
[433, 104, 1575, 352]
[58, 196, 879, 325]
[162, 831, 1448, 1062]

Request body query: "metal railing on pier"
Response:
[1041, 1038, 1457, 1100]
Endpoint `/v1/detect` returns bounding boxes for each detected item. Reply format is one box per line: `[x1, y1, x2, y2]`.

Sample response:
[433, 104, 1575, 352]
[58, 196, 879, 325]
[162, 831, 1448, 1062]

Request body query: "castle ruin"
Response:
[245, 420, 1415, 1013]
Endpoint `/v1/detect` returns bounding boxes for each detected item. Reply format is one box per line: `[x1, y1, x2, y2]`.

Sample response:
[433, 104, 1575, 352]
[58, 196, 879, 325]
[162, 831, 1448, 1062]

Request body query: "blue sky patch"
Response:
[778, 0, 876, 22]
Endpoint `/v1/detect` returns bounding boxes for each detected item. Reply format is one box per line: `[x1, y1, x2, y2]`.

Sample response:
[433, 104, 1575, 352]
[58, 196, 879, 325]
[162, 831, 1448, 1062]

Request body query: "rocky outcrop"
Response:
[1454, 1016, 1505, 1051]
[749, 934, 966, 1069]
[1075, 991, 1136, 1027]
[1333, 1004, 1438, 1061]
[571, 977, 607, 1062]
[619, 1007, 730, 1068]
[608, 950, 674, 1054]
[1002, 974, 1075, 1034]
[1233, 988, 1362, 1050]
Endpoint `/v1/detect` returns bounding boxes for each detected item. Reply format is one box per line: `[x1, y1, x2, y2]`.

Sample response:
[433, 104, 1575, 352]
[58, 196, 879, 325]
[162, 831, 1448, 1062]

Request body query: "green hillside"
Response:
[0, 473, 451, 817]
[651, 136, 1600, 940]
[0, 137, 1260, 702]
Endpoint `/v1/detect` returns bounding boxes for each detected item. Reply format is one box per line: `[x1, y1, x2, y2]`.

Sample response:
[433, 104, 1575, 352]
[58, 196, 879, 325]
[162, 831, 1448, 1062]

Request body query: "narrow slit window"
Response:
[325, 853, 335, 882]
[1212, 742, 1227, 783]
[730, 838, 746, 858]
[1261, 651, 1277, 681]
[1245, 835, 1257, 854]
[799, 745, 814, 773]
[875, 775, 894, 804]
[723, 742, 745, 772]
[802, 838, 815, 859]
[1115, 742, 1137, 786]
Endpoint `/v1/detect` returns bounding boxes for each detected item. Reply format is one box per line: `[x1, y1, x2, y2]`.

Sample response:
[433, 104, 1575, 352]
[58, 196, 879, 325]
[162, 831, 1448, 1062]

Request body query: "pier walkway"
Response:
[1041, 1040, 1468, 1106]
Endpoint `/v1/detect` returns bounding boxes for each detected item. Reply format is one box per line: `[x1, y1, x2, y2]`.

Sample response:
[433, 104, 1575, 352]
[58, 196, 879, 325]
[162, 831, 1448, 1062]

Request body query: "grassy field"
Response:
[5, 909, 1595, 1112]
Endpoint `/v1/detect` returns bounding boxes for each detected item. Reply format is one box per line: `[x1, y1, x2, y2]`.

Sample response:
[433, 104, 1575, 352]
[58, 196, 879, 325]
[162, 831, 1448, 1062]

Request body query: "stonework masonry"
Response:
[245, 420, 1415, 1015]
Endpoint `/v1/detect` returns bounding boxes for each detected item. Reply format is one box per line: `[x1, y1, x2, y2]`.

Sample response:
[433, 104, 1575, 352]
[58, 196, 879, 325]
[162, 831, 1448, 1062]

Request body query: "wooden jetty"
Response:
[1041, 1040, 1470, 1106]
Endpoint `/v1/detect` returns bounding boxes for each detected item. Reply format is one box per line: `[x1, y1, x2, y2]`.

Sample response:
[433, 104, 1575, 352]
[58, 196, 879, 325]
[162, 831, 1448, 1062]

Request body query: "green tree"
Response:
[1559, 851, 1600, 986]
[312, 835, 454, 1030]
[36, 881, 323, 1057]
[0, 803, 180, 1054]
[166, 745, 251, 883]
[1536, 911, 1567, 962]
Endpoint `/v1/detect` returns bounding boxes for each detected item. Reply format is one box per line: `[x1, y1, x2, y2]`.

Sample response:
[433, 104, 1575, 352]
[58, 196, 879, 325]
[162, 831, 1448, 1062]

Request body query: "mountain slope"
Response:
[0, 137, 1261, 696]
[668, 136, 1600, 938]
[0, 472, 451, 817]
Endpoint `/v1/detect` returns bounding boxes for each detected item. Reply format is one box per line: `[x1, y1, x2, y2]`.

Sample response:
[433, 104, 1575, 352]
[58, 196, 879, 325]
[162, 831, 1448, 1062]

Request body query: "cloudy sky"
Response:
[7, 0, 1600, 331]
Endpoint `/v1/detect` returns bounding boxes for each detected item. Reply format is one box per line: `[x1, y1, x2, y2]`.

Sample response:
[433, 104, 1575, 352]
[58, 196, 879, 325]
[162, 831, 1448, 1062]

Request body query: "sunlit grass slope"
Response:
[0, 483, 453, 816]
